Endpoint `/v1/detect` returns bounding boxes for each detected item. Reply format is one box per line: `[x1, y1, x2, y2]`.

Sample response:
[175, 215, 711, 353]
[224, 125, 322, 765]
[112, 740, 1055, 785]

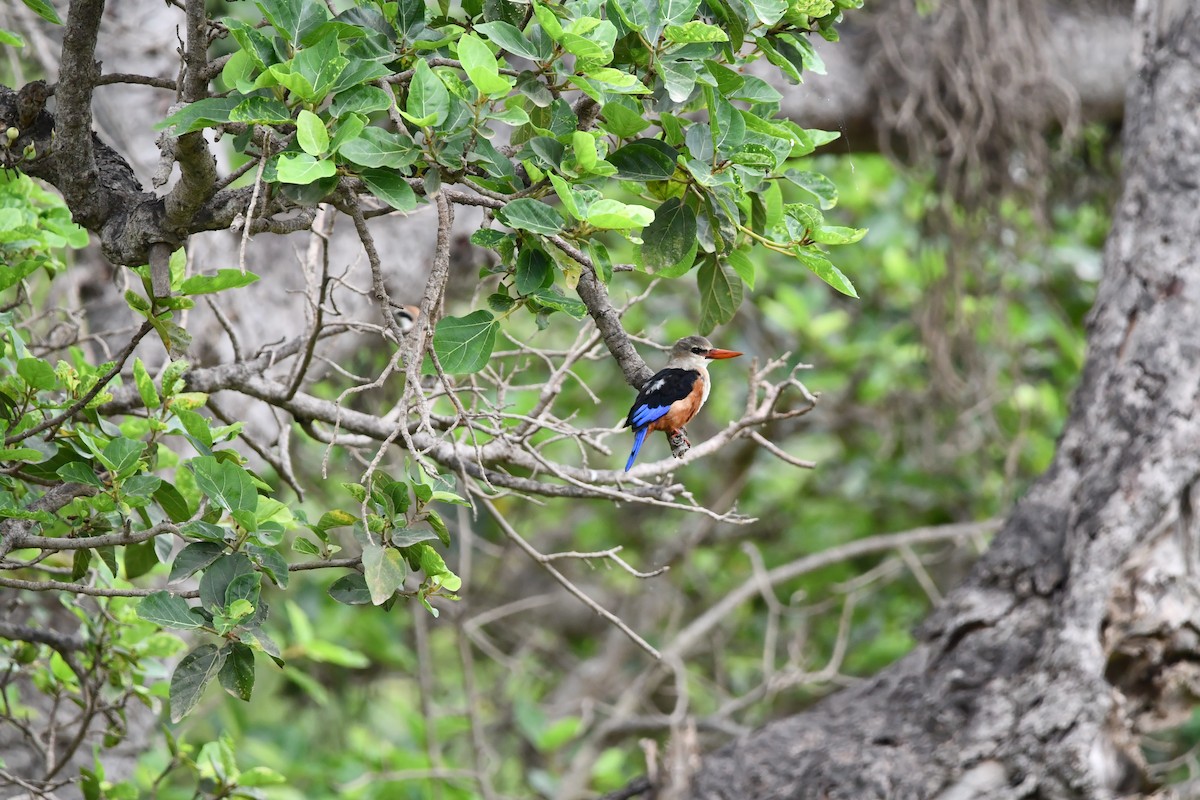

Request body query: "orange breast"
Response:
[646, 377, 705, 433]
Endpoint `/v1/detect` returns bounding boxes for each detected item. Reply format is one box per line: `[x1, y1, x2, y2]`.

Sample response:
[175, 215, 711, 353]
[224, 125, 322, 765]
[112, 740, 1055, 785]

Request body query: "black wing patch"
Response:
[624, 368, 700, 428]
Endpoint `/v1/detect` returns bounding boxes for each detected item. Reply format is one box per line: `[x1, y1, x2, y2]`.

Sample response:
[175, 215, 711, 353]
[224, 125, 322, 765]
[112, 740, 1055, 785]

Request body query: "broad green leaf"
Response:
[99, 438, 145, 477]
[154, 481, 193, 523]
[238, 767, 288, 788]
[362, 542, 407, 605]
[296, 110, 329, 156]
[664, 21, 727, 42]
[258, 0, 330, 43]
[658, 59, 696, 102]
[475, 20, 546, 60]
[515, 247, 553, 295]
[727, 248, 756, 290]
[572, 131, 599, 171]
[156, 97, 242, 134]
[747, 0, 787, 25]
[457, 33, 512, 96]
[585, 199, 654, 230]
[179, 269, 260, 296]
[783, 169, 838, 209]
[17, 357, 55, 390]
[199, 553, 256, 612]
[640, 198, 697, 274]
[229, 96, 292, 125]
[169, 542, 226, 582]
[124, 540, 159, 580]
[532, 1, 564, 40]
[339, 127, 418, 169]
[328, 573, 373, 605]
[170, 644, 226, 722]
[607, 141, 677, 181]
[276, 153, 337, 185]
[810, 225, 867, 245]
[218, 642, 255, 701]
[192, 457, 257, 516]
[361, 170, 418, 212]
[600, 101, 650, 138]
[432, 311, 499, 374]
[138, 592, 206, 630]
[496, 199, 563, 235]
[795, 247, 858, 297]
[659, 0, 701, 25]
[697, 256, 743, 334]
[560, 33, 609, 71]
[225, 571, 262, 610]
[330, 85, 392, 117]
[402, 59, 450, 127]
[528, 289, 587, 319]
[0, 28, 25, 47]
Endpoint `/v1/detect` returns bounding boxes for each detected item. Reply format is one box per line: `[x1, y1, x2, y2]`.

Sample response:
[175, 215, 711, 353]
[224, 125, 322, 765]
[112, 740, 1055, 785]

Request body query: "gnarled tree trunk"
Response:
[689, 2, 1200, 797]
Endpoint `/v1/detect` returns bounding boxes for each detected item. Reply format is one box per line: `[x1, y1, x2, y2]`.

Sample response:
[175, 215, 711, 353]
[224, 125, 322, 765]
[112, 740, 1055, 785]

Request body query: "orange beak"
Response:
[706, 348, 743, 360]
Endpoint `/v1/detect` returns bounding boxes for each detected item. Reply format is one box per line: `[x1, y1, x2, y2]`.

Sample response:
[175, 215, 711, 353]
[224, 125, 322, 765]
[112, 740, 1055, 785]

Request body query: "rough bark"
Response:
[687, 2, 1200, 798]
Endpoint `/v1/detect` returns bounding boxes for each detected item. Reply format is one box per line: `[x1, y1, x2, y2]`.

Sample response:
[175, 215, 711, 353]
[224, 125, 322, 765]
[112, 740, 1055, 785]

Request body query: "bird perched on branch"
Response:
[624, 335, 743, 471]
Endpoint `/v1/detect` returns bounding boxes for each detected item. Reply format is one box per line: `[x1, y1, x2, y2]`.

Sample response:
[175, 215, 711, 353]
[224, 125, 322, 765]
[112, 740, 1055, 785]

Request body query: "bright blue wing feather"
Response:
[625, 426, 649, 471]
[629, 403, 671, 428]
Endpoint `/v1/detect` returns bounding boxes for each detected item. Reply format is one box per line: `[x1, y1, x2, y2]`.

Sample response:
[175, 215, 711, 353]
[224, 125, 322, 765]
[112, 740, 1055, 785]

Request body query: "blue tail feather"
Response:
[625, 427, 649, 471]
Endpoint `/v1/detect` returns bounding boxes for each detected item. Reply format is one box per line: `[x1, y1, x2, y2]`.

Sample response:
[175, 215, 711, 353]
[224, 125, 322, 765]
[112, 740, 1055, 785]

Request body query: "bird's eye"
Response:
[691, 347, 703, 354]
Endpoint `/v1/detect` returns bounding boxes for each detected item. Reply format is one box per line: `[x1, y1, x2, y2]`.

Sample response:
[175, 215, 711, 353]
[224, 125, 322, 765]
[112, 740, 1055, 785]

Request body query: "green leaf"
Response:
[199, 554, 256, 612]
[607, 141, 677, 181]
[296, 109, 329, 156]
[362, 542, 407, 605]
[810, 225, 867, 245]
[179, 269, 260, 296]
[17, 357, 55, 390]
[276, 153, 337, 185]
[600, 101, 650, 138]
[783, 169, 838, 209]
[330, 85, 392, 117]
[169, 542, 226, 582]
[133, 358, 160, 409]
[475, 20, 546, 60]
[697, 256, 743, 334]
[229, 96, 292, 125]
[20, 0, 61, 25]
[640, 198, 697, 274]
[154, 481, 193, 523]
[515, 247, 553, 295]
[361, 170, 418, 212]
[795, 247, 858, 297]
[339, 127, 418, 169]
[402, 59, 450, 127]
[99, 438, 145, 477]
[664, 21, 728, 42]
[328, 573, 373, 605]
[218, 642, 255, 701]
[747, 0, 787, 26]
[55, 461, 102, 488]
[458, 33, 512, 97]
[170, 644, 226, 722]
[124, 540, 160, 580]
[225, 571, 262, 611]
[156, 97, 241, 134]
[238, 767, 287, 788]
[585, 199, 654, 230]
[496, 199, 563, 235]
[0, 28, 24, 47]
[192, 456, 257, 515]
[726, 248, 756, 290]
[660, 0, 702, 25]
[432, 311, 499, 374]
[528, 289, 587, 319]
[137, 591, 206, 630]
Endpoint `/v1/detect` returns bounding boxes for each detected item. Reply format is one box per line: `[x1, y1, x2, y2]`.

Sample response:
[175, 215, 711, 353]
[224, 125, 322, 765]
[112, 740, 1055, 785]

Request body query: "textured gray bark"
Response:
[687, 2, 1200, 798]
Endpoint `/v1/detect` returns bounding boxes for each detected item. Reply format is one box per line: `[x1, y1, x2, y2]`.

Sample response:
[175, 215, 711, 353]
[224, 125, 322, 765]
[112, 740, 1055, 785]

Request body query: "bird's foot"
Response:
[668, 429, 691, 459]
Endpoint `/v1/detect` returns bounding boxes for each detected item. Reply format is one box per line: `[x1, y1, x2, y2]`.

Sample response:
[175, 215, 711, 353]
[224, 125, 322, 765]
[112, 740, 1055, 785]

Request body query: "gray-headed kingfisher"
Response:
[623, 335, 743, 471]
